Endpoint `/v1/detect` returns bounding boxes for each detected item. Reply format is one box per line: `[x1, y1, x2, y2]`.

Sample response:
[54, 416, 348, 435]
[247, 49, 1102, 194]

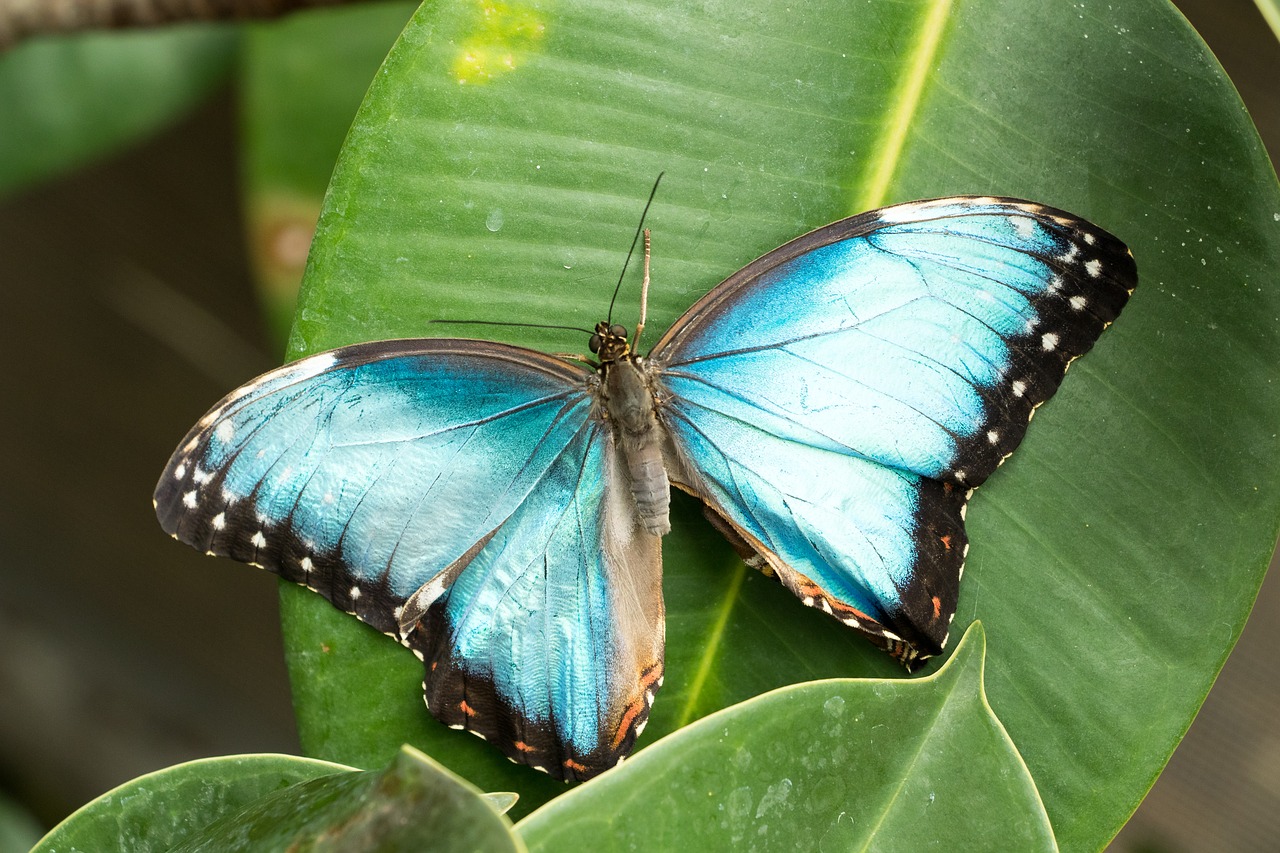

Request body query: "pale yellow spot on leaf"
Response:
[452, 2, 546, 85]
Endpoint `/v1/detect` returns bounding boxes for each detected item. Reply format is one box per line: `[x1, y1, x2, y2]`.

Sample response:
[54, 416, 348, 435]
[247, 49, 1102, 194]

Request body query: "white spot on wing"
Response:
[987, 430, 1000, 444]
[1085, 259, 1102, 278]
[874, 197, 956, 223]
[215, 420, 235, 443]
[174, 463, 186, 480]
[300, 556, 313, 573]
[197, 406, 225, 428]
[1012, 380, 1027, 398]
[409, 575, 449, 614]
[1041, 332, 1060, 351]
[350, 586, 362, 600]
[212, 512, 226, 530]
[230, 352, 339, 403]
[287, 352, 339, 380]
[251, 530, 267, 548]
[183, 490, 198, 508]
[1069, 295, 1088, 311]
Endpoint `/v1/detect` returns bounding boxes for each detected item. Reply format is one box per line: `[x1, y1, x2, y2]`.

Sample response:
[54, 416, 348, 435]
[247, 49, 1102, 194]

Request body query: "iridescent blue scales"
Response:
[154, 196, 1136, 781]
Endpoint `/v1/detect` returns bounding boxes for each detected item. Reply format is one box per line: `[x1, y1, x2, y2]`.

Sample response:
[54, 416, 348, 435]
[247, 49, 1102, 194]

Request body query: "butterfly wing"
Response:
[155, 339, 663, 780]
[650, 196, 1136, 664]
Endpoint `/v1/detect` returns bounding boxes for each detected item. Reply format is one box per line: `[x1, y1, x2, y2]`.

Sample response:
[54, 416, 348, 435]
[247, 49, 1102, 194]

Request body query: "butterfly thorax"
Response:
[591, 321, 672, 536]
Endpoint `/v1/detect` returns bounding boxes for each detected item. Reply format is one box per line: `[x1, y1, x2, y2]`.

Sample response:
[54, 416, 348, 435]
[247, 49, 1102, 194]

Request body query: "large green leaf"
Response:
[31, 754, 350, 853]
[517, 623, 1055, 850]
[265, 0, 1280, 846]
[170, 747, 521, 852]
[0, 26, 236, 197]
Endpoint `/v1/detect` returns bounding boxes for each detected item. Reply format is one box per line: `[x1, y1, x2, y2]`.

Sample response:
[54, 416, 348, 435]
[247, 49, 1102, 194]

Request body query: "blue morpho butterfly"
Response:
[155, 189, 1136, 782]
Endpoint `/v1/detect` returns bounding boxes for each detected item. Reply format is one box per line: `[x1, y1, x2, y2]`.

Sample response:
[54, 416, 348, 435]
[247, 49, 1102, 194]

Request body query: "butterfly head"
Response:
[589, 321, 631, 363]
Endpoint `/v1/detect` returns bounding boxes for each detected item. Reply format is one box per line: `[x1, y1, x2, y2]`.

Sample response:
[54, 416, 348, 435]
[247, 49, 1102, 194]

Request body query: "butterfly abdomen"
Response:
[602, 356, 671, 535]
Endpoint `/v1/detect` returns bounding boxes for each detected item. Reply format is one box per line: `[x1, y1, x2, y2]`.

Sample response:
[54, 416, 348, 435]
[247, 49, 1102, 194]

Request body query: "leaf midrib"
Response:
[854, 0, 954, 211]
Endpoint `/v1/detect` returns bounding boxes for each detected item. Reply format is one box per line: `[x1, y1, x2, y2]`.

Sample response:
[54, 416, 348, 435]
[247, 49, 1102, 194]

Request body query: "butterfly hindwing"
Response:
[652, 196, 1136, 663]
[415, 419, 664, 779]
[154, 339, 664, 780]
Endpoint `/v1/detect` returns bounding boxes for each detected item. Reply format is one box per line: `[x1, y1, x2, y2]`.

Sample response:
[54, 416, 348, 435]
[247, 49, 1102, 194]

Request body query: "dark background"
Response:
[0, 1, 1277, 849]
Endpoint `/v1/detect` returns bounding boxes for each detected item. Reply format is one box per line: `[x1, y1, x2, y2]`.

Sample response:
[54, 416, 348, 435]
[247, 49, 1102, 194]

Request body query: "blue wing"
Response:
[154, 339, 664, 780]
[651, 196, 1136, 665]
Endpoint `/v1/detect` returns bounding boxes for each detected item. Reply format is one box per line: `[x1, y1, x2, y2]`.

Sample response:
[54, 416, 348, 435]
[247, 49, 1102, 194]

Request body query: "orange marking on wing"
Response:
[940, 534, 952, 550]
[611, 666, 664, 749]
[514, 741, 535, 754]
[790, 570, 877, 624]
[459, 700, 476, 717]
[563, 758, 589, 774]
[932, 596, 942, 619]
[613, 704, 643, 749]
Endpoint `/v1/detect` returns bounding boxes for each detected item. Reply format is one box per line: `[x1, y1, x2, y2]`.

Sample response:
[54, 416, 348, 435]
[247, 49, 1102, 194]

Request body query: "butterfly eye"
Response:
[611, 324, 628, 339]
[589, 334, 602, 353]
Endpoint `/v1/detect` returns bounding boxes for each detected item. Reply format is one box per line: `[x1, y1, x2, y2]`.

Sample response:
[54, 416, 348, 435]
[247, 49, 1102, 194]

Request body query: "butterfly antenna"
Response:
[607, 172, 665, 328]
[430, 319, 594, 335]
[634, 229, 652, 349]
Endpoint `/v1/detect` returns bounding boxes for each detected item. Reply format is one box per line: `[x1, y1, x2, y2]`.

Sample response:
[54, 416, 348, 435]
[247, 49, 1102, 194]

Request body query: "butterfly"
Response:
[155, 193, 1135, 781]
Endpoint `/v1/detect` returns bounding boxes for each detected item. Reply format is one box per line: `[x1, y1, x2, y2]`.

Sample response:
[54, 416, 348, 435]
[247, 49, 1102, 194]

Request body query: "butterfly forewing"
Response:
[155, 339, 664, 780]
[651, 196, 1136, 664]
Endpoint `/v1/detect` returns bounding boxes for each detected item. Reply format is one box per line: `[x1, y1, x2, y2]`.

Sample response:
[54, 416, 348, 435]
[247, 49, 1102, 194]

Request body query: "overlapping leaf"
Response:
[518, 624, 1055, 851]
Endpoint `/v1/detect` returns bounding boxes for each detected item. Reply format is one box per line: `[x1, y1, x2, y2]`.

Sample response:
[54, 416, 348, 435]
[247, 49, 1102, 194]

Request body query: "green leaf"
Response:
[31, 754, 351, 853]
[240, 3, 419, 340]
[0, 26, 237, 197]
[516, 623, 1054, 850]
[170, 747, 522, 852]
[274, 0, 1280, 846]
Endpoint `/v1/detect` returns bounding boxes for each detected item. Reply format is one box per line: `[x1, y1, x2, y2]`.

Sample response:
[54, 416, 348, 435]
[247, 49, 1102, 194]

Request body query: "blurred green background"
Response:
[0, 0, 1276, 850]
